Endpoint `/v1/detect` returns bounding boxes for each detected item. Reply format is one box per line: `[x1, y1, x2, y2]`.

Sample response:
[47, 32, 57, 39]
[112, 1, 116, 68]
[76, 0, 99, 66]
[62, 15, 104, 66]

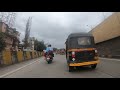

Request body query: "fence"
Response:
[0, 50, 43, 66]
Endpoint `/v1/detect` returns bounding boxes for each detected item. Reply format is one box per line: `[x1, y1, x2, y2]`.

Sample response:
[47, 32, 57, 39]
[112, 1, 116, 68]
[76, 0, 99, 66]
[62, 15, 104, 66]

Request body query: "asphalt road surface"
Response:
[0, 55, 120, 78]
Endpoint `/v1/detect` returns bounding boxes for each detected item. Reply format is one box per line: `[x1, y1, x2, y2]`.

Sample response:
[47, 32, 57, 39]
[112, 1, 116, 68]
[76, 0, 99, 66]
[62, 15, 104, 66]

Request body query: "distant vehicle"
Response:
[60, 49, 65, 55]
[65, 33, 100, 72]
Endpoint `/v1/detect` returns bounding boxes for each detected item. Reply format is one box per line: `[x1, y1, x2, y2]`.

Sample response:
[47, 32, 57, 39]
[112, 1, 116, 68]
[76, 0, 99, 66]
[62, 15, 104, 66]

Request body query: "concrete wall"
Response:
[1, 51, 42, 66]
[2, 51, 12, 65]
[0, 22, 7, 33]
[4, 36, 13, 51]
[0, 22, 20, 51]
[91, 12, 120, 44]
[17, 51, 24, 62]
[89, 12, 120, 58]
[96, 36, 120, 57]
[2, 23, 7, 33]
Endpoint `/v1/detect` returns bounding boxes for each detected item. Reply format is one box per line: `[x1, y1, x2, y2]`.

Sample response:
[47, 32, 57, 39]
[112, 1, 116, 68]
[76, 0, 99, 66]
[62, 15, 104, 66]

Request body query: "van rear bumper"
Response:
[69, 60, 100, 66]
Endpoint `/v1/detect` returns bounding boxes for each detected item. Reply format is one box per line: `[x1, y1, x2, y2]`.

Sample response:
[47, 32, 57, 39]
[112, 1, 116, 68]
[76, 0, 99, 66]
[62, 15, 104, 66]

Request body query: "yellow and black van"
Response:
[65, 33, 99, 72]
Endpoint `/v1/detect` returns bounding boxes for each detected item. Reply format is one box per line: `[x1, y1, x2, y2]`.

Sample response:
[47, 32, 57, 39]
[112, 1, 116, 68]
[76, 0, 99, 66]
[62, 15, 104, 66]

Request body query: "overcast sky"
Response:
[15, 12, 113, 49]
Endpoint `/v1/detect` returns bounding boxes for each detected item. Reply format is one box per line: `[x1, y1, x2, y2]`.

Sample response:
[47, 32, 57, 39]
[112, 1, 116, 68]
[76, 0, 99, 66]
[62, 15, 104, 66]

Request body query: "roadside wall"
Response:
[0, 51, 43, 66]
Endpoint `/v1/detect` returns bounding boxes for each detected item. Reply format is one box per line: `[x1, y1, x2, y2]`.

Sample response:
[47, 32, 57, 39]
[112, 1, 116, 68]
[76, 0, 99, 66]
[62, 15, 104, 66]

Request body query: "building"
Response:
[88, 12, 120, 58]
[18, 44, 24, 51]
[0, 21, 20, 51]
[29, 37, 35, 51]
[22, 37, 35, 51]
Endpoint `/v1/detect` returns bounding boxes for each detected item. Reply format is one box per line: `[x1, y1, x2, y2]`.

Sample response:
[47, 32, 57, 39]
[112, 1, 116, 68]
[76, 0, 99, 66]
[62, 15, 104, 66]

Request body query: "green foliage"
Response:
[34, 39, 46, 51]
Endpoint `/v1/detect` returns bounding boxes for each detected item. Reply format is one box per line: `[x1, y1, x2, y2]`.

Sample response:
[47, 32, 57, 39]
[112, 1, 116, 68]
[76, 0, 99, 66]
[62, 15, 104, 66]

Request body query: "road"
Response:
[0, 55, 120, 78]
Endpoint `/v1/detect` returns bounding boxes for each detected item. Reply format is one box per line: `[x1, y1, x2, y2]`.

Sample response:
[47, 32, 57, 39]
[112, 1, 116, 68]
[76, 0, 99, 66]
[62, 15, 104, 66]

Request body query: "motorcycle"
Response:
[45, 51, 53, 64]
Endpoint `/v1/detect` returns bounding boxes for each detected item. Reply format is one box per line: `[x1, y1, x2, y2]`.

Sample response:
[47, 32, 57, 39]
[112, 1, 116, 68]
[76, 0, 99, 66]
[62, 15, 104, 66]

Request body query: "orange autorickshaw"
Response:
[65, 33, 99, 72]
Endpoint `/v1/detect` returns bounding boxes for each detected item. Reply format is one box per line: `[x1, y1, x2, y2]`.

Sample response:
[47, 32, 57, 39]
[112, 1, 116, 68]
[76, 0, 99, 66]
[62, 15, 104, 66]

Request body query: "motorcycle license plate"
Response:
[47, 58, 50, 60]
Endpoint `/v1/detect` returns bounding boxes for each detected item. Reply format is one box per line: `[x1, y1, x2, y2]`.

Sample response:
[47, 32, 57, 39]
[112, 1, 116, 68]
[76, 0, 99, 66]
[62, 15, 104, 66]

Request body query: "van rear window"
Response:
[78, 37, 91, 45]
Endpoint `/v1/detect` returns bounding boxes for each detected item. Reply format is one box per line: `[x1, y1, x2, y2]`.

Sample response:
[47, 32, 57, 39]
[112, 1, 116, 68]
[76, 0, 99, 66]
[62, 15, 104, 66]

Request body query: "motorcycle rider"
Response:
[45, 44, 54, 59]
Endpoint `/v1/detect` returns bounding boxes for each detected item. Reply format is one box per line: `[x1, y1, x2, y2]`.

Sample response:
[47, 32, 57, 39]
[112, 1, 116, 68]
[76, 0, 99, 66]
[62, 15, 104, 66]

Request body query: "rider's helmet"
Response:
[48, 44, 51, 47]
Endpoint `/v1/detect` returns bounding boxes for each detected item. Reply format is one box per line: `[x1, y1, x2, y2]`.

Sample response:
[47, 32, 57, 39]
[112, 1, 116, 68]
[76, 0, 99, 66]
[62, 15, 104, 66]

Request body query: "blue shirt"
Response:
[46, 47, 53, 52]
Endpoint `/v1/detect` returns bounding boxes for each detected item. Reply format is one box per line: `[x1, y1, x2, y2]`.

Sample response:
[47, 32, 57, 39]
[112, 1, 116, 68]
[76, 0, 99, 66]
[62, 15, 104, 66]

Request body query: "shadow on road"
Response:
[42, 60, 56, 65]
[69, 66, 97, 73]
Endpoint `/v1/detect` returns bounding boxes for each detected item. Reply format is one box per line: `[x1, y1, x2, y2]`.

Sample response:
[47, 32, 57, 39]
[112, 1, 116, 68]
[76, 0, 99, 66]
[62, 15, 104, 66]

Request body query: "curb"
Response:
[100, 57, 120, 61]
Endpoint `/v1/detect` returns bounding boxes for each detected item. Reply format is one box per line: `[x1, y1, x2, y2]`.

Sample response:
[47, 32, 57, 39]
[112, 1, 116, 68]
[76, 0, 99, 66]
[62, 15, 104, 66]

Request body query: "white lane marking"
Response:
[0, 59, 39, 78]
[100, 58, 120, 62]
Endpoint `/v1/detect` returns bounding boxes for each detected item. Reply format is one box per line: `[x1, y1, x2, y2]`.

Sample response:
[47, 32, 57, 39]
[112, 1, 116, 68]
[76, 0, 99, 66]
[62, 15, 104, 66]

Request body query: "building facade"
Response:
[0, 22, 20, 51]
[89, 12, 120, 58]
[29, 37, 35, 51]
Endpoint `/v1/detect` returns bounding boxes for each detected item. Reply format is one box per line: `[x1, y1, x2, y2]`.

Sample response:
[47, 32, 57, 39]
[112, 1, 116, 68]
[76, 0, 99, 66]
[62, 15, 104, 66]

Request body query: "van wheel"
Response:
[69, 66, 74, 72]
[91, 64, 97, 69]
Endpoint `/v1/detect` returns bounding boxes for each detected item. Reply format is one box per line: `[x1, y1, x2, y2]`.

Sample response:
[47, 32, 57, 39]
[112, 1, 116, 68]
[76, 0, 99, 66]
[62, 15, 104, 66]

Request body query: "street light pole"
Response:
[87, 25, 94, 34]
[87, 25, 93, 30]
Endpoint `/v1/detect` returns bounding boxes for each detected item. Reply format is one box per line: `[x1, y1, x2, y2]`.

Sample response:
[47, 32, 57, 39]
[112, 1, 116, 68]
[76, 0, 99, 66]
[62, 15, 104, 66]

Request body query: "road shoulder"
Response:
[99, 57, 120, 61]
[0, 57, 42, 77]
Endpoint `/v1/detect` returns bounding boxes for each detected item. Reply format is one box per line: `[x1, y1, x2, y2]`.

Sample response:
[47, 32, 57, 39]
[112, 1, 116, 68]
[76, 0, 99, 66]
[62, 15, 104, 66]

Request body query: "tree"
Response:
[0, 12, 17, 28]
[0, 32, 6, 52]
[34, 39, 46, 51]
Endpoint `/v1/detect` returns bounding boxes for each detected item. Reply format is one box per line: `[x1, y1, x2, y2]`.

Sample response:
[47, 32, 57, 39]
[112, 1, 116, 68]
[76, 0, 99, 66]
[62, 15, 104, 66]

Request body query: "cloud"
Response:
[15, 12, 113, 48]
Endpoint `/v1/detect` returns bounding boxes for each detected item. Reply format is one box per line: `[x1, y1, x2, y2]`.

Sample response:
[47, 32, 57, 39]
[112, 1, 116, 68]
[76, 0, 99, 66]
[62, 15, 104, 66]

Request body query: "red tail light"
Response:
[72, 52, 75, 58]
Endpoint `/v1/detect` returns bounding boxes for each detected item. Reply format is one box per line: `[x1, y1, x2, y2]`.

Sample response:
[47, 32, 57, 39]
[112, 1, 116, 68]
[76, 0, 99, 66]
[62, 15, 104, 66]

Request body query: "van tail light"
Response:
[95, 50, 98, 53]
[94, 49, 98, 60]
[72, 51, 75, 58]
[95, 50, 98, 55]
